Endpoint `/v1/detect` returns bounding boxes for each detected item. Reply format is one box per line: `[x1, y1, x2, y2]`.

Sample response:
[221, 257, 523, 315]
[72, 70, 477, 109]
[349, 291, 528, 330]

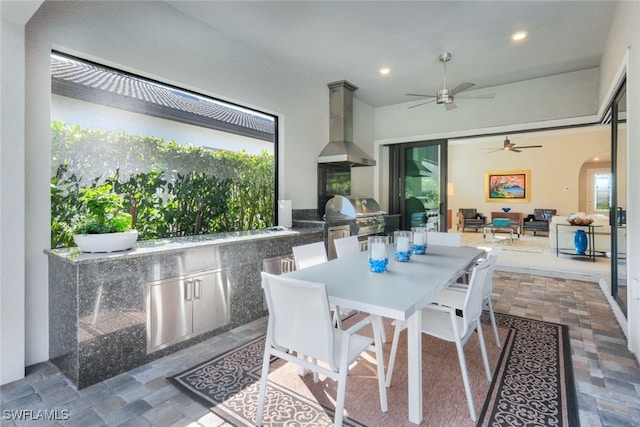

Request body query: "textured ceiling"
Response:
[168, 1, 618, 107]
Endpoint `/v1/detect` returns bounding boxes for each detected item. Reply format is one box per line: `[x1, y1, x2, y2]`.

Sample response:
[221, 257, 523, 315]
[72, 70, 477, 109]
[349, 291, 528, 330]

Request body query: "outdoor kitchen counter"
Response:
[47, 227, 321, 264]
[46, 228, 322, 388]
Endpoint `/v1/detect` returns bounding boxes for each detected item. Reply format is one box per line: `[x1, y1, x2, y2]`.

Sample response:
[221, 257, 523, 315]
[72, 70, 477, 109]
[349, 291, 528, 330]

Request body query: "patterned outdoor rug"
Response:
[169, 313, 578, 426]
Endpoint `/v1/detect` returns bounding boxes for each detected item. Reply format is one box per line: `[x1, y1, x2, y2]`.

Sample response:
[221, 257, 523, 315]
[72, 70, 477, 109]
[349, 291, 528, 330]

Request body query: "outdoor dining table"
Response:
[283, 243, 485, 424]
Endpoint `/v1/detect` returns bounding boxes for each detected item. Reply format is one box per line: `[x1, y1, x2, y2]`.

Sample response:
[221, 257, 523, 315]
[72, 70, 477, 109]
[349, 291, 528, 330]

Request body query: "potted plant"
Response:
[73, 184, 138, 253]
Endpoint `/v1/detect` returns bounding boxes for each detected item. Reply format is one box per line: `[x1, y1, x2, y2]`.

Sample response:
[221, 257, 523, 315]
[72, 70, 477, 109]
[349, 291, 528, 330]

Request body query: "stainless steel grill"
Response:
[324, 195, 385, 237]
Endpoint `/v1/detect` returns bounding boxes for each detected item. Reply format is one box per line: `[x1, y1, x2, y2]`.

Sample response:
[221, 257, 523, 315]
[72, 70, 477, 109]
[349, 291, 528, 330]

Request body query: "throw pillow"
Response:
[493, 218, 511, 227]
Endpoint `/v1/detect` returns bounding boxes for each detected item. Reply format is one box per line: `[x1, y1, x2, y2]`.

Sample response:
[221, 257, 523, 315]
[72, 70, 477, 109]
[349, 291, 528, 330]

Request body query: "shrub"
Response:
[50, 121, 274, 248]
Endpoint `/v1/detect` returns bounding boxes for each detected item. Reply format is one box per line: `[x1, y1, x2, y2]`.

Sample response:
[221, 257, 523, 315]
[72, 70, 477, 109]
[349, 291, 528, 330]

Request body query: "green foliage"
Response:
[51, 164, 82, 247]
[405, 177, 440, 207]
[163, 171, 231, 236]
[324, 168, 351, 196]
[74, 184, 133, 235]
[106, 170, 169, 240]
[50, 121, 275, 248]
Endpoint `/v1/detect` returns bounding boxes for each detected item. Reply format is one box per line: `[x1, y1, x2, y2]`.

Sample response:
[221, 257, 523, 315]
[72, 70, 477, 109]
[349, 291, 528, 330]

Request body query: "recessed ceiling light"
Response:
[511, 31, 528, 42]
[379, 67, 391, 76]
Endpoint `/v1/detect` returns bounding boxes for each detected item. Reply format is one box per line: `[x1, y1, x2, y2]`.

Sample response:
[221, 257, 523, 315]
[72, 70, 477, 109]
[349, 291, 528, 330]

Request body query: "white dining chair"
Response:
[256, 272, 388, 427]
[428, 231, 470, 283]
[292, 241, 344, 328]
[333, 236, 387, 343]
[292, 241, 328, 270]
[333, 235, 360, 258]
[385, 259, 493, 422]
[433, 248, 501, 347]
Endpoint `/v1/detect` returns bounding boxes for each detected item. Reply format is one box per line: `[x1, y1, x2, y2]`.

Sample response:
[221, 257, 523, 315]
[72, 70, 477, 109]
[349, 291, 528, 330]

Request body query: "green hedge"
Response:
[51, 121, 275, 248]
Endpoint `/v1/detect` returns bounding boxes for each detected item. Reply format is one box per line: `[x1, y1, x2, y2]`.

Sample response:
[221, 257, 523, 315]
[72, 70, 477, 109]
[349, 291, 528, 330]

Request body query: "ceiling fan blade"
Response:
[511, 149, 522, 153]
[456, 92, 495, 99]
[515, 145, 543, 149]
[484, 148, 505, 153]
[405, 93, 437, 98]
[408, 100, 435, 109]
[445, 101, 457, 111]
[450, 82, 475, 95]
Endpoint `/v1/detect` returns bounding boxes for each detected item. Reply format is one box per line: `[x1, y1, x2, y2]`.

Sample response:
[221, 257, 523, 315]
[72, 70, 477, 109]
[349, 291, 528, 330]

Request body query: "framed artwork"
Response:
[485, 170, 531, 202]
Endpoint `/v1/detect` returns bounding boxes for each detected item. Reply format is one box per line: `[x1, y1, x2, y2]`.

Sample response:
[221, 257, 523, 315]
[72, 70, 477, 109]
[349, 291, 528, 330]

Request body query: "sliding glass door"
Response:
[610, 79, 627, 315]
[388, 140, 448, 231]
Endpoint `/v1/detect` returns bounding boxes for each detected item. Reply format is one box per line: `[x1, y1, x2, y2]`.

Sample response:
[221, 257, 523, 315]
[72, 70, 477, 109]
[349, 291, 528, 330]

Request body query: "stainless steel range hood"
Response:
[318, 80, 376, 167]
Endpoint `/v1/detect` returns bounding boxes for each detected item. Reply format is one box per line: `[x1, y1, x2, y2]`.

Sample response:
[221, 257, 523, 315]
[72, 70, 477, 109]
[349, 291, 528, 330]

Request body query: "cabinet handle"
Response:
[185, 279, 193, 301]
[194, 279, 202, 300]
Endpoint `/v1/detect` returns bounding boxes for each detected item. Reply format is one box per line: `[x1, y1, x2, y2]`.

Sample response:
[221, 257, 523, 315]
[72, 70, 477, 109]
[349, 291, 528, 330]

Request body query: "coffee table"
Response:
[483, 223, 520, 242]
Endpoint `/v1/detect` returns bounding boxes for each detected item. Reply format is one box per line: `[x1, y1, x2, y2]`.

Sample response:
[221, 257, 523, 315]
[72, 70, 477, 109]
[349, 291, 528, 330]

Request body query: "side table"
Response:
[555, 223, 603, 261]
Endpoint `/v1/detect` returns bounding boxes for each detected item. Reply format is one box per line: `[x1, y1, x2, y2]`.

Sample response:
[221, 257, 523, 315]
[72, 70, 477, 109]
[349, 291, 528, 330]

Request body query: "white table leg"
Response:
[407, 310, 423, 424]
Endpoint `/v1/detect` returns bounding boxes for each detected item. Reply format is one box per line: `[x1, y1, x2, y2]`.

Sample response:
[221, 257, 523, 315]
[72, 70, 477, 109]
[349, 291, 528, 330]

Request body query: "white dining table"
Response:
[283, 243, 484, 424]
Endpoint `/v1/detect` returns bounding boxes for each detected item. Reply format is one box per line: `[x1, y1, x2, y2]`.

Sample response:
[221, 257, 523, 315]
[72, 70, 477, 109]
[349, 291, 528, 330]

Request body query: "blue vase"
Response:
[574, 229, 587, 255]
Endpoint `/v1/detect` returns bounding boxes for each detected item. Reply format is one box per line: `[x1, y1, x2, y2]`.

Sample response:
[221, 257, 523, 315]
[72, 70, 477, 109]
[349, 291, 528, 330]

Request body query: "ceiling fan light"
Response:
[436, 88, 453, 104]
[511, 31, 528, 42]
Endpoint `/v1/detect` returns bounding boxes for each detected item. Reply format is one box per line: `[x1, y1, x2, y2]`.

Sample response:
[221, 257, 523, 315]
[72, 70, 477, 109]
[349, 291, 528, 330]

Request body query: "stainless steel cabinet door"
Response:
[147, 278, 192, 351]
[192, 268, 230, 334]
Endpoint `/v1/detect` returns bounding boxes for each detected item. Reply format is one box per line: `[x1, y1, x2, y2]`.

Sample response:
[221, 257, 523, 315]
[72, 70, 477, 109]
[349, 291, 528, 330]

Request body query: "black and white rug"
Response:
[169, 313, 578, 426]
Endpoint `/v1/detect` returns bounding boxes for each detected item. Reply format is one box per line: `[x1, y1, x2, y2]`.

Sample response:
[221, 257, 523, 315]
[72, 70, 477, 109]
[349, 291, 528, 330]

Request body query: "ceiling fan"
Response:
[486, 136, 543, 153]
[406, 52, 495, 111]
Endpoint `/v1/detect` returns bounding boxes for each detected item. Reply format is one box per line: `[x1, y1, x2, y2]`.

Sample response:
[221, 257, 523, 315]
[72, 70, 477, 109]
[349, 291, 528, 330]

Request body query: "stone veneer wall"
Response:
[46, 228, 322, 388]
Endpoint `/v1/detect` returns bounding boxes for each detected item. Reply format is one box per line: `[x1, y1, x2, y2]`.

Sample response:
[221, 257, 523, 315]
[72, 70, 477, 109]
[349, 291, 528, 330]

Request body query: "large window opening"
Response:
[593, 172, 612, 213]
[50, 52, 277, 248]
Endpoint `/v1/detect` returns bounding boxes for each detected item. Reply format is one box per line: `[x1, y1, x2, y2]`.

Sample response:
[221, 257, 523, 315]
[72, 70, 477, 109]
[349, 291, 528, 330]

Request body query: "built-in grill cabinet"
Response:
[147, 268, 230, 353]
[325, 195, 385, 237]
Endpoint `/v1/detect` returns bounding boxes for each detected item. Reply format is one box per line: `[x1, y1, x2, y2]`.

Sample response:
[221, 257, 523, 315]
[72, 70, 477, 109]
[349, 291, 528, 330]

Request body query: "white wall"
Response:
[52, 96, 274, 155]
[0, 7, 28, 386]
[599, 0, 640, 357]
[51, 95, 274, 154]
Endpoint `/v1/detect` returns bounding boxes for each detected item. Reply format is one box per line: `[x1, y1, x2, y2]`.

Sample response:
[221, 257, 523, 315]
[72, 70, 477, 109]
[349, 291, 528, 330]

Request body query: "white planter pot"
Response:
[74, 230, 139, 253]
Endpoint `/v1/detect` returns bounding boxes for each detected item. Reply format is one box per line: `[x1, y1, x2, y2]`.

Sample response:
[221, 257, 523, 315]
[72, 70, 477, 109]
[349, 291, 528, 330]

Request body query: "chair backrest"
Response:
[427, 231, 462, 247]
[481, 248, 500, 299]
[461, 258, 493, 336]
[533, 209, 557, 221]
[261, 272, 337, 370]
[459, 208, 477, 219]
[334, 235, 361, 258]
[292, 241, 328, 270]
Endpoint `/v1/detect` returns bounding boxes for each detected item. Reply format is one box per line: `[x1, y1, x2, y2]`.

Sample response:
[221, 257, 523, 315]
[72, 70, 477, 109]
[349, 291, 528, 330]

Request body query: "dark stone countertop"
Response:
[45, 227, 320, 264]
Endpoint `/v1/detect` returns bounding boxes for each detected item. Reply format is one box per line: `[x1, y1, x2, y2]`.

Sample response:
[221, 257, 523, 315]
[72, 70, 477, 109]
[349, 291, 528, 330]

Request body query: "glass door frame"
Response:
[610, 77, 626, 314]
[388, 139, 448, 231]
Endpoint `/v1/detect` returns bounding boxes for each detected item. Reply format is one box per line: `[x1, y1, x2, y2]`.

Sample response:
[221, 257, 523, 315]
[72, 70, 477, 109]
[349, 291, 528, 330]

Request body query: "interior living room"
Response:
[1, 1, 639, 425]
[446, 125, 618, 273]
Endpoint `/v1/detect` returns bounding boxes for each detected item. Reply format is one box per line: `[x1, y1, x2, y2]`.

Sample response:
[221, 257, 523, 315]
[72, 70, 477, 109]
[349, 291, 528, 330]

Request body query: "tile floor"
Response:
[2, 241, 639, 426]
